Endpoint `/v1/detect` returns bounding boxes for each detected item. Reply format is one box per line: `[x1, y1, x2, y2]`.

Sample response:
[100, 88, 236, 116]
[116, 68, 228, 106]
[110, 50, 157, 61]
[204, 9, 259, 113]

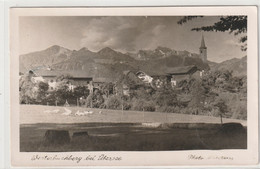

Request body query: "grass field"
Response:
[20, 105, 247, 125]
[19, 105, 247, 152]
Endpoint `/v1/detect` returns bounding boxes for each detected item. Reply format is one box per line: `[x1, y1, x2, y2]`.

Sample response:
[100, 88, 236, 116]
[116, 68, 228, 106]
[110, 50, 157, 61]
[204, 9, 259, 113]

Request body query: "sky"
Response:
[19, 16, 246, 63]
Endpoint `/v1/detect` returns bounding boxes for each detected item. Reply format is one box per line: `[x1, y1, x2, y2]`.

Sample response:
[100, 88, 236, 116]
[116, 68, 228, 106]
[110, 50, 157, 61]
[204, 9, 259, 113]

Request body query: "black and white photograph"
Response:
[10, 7, 258, 167]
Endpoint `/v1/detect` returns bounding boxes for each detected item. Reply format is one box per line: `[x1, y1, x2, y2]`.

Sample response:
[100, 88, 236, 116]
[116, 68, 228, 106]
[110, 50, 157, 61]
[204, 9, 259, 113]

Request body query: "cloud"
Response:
[80, 16, 174, 52]
[224, 39, 241, 47]
[20, 16, 246, 63]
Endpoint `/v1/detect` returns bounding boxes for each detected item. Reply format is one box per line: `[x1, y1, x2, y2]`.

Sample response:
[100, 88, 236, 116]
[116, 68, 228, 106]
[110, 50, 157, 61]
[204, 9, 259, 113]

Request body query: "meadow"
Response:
[20, 105, 247, 152]
[20, 105, 247, 125]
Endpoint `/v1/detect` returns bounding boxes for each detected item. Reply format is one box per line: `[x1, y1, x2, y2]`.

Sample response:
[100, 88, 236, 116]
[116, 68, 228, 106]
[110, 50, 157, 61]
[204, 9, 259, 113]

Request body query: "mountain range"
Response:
[19, 45, 246, 79]
[210, 56, 247, 77]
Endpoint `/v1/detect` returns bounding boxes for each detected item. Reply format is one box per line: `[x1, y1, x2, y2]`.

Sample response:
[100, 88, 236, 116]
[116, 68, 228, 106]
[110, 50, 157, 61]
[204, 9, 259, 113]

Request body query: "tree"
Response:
[188, 78, 207, 115]
[94, 90, 105, 108]
[214, 98, 229, 124]
[19, 74, 38, 104]
[153, 83, 178, 108]
[55, 80, 72, 104]
[36, 81, 49, 103]
[178, 16, 247, 51]
[100, 82, 114, 97]
[73, 86, 89, 99]
[85, 89, 104, 108]
[105, 95, 122, 110]
[178, 78, 196, 94]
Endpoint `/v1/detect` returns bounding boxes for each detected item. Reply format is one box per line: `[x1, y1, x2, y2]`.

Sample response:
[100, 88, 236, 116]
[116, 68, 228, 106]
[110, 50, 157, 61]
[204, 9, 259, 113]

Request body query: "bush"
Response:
[122, 101, 132, 110]
[179, 107, 192, 114]
[152, 87, 178, 107]
[73, 86, 90, 99]
[233, 104, 247, 120]
[143, 101, 156, 111]
[105, 95, 122, 110]
[156, 105, 176, 113]
[84, 90, 104, 108]
[132, 99, 155, 112]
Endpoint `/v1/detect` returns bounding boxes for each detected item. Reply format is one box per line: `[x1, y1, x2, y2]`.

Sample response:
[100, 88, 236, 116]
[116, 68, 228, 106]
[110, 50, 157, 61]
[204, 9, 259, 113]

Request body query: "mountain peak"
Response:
[44, 45, 72, 56]
[48, 45, 61, 50]
[44, 45, 63, 54]
[50, 45, 60, 48]
[98, 47, 116, 54]
[79, 47, 89, 51]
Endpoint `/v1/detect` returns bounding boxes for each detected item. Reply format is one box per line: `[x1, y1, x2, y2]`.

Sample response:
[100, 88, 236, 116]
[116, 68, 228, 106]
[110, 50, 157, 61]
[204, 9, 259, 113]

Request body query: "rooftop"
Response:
[93, 77, 114, 83]
[143, 65, 198, 77]
[33, 69, 93, 79]
[165, 65, 198, 75]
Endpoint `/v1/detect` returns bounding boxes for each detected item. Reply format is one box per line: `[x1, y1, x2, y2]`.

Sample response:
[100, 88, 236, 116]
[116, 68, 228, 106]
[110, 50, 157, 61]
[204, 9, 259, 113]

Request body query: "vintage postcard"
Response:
[10, 7, 258, 167]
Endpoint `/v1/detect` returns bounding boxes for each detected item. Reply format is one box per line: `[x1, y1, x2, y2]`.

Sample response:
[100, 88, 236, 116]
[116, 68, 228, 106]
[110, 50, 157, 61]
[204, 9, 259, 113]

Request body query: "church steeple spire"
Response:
[200, 35, 206, 48]
[199, 34, 207, 63]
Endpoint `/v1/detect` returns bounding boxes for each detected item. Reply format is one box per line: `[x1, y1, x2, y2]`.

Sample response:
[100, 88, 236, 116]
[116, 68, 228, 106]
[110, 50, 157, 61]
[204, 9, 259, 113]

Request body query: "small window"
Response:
[51, 87, 53, 90]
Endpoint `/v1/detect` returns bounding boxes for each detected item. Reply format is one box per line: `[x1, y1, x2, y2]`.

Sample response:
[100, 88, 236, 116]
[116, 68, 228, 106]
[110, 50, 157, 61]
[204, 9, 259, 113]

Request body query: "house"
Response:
[115, 70, 146, 96]
[136, 65, 203, 88]
[136, 71, 153, 84]
[142, 35, 207, 87]
[92, 77, 114, 92]
[165, 65, 201, 86]
[31, 69, 93, 91]
[122, 84, 130, 96]
[149, 72, 171, 88]
[32, 76, 45, 83]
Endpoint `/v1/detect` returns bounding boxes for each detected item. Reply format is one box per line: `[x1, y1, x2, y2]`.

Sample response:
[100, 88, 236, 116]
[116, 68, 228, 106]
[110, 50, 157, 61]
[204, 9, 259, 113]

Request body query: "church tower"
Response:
[199, 35, 207, 63]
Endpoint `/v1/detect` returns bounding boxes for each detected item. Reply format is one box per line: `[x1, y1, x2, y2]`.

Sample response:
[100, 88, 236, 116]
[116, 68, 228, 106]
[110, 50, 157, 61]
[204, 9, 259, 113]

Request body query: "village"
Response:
[19, 35, 246, 120]
[21, 36, 208, 96]
[21, 63, 203, 98]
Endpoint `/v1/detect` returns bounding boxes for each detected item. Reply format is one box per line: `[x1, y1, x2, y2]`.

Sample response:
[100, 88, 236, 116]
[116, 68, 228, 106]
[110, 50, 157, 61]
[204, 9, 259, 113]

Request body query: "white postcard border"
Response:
[10, 6, 258, 167]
